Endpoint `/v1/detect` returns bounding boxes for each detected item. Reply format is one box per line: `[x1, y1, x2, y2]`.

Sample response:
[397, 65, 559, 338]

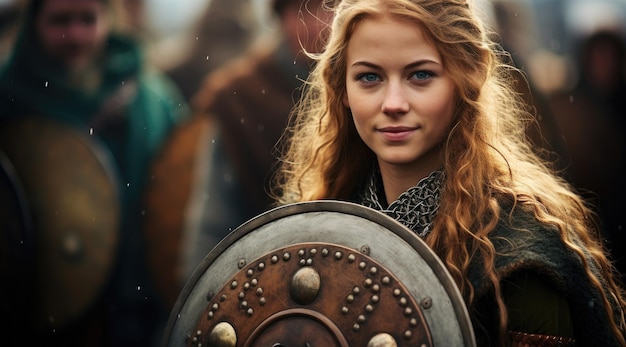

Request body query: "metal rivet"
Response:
[404, 307, 413, 317]
[353, 323, 360, 331]
[359, 262, 367, 270]
[251, 279, 258, 286]
[258, 262, 265, 270]
[365, 304, 374, 313]
[334, 251, 342, 260]
[298, 249, 305, 257]
[393, 288, 401, 297]
[271, 255, 279, 264]
[372, 284, 380, 293]
[357, 315, 366, 323]
[322, 248, 329, 257]
[256, 288, 263, 296]
[369, 267, 378, 275]
[341, 306, 349, 314]
[410, 318, 418, 327]
[241, 301, 248, 309]
[207, 311, 214, 319]
[197, 330, 202, 336]
[283, 253, 291, 261]
[230, 281, 238, 289]
[306, 258, 313, 266]
[310, 248, 317, 255]
[399, 297, 407, 306]
[212, 303, 219, 311]
[421, 297, 432, 309]
[299, 259, 306, 266]
[259, 297, 266, 306]
[364, 278, 373, 287]
[348, 254, 356, 263]
[247, 308, 254, 316]
[353, 287, 361, 295]
[404, 330, 412, 340]
[347, 295, 355, 303]
[360, 245, 370, 255]
[238, 292, 245, 300]
[371, 295, 379, 303]
[382, 276, 391, 285]
[238, 259, 246, 269]
[246, 269, 254, 277]
[243, 282, 250, 291]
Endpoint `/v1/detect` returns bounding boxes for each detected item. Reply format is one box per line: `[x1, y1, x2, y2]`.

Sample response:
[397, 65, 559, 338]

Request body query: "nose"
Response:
[65, 22, 89, 42]
[381, 82, 409, 116]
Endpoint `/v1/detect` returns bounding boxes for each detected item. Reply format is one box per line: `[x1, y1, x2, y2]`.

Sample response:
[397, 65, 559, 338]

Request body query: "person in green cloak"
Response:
[0, 0, 189, 346]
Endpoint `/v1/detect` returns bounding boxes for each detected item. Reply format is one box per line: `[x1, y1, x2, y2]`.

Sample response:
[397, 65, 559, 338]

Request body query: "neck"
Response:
[379, 165, 430, 204]
[66, 63, 102, 93]
[377, 148, 443, 204]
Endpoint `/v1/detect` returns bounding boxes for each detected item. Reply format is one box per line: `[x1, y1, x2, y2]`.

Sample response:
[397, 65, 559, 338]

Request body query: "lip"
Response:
[378, 126, 418, 142]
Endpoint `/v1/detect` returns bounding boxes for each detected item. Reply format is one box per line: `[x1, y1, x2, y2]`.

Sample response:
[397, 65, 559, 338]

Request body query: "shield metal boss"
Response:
[0, 117, 120, 330]
[163, 200, 476, 347]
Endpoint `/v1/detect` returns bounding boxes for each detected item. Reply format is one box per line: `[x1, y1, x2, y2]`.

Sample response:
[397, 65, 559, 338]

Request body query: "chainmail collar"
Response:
[357, 168, 444, 238]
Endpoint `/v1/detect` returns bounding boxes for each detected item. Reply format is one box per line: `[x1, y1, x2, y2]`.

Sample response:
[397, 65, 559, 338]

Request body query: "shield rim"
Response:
[163, 200, 476, 347]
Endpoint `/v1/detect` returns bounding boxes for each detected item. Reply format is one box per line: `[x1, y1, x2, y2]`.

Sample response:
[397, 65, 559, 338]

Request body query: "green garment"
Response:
[0, 19, 189, 346]
[468, 203, 622, 346]
[0, 33, 188, 212]
[503, 270, 574, 337]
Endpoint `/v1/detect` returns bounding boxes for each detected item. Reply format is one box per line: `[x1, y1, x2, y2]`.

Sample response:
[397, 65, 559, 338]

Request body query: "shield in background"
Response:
[163, 200, 476, 347]
[0, 150, 35, 336]
[0, 116, 120, 330]
[143, 114, 214, 310]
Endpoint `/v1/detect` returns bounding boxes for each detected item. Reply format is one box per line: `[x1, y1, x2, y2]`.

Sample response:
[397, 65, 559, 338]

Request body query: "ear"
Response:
[342, 92, 350, 108]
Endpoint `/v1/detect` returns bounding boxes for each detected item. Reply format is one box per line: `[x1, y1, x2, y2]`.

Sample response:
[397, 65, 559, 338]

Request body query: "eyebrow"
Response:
[350, 59, 441, 69]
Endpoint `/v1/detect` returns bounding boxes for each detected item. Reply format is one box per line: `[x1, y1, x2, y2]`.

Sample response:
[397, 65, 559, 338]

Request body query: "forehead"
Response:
[346, 15, 440, 62]
[38, 0, 106, 12]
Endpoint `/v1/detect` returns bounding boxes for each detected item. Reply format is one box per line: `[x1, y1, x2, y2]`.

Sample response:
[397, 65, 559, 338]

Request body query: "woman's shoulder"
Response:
[469, 201, 584, 296]
[490, 203, 581, 280]
[475, 202, 623, 346]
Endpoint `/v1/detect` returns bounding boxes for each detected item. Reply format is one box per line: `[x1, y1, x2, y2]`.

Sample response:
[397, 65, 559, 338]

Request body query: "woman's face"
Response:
[343, 15, 456, 175]
[35, 0, 109, 70]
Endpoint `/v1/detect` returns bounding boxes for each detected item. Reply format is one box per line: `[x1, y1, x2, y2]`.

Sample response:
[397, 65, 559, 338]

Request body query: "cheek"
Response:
[94, 18, 110, 44]
[428, 100, 456, 138]
[36, 21, 59, 50]
[348, 105, 372, 143]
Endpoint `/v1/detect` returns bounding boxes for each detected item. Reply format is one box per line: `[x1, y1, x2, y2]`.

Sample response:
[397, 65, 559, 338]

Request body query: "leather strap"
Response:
[509, 331, 576, 346]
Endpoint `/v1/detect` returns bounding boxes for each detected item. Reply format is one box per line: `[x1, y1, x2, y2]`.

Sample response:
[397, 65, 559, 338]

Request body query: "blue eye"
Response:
[358, 73, 380, 83]
[413, 71, 433, 80]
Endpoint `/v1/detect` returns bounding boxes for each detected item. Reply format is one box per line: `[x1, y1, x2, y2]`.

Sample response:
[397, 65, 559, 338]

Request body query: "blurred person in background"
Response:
[182, 0, 333, 278]
[491, 0, 568, 168]
[548, 28, 626, 279]
[0, 0, 188, 346]
[0, 0, 20, 65]
[159, 0, 260, 102]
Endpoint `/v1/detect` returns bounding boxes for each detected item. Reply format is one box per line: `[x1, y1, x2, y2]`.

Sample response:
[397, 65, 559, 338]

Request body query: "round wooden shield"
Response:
[0, 150, 35, 334]
[0, 117, 120, 330]
[143, 114, 214, 309]
[163, 200, 476, 347]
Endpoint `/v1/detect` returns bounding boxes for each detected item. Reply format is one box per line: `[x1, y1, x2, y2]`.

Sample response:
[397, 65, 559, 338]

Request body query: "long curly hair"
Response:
[272, 0, 626, 344]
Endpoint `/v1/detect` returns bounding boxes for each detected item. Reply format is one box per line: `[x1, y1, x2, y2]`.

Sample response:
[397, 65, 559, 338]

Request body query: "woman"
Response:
[272, 0, 626, 345]
[0, 0, 188, 346]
